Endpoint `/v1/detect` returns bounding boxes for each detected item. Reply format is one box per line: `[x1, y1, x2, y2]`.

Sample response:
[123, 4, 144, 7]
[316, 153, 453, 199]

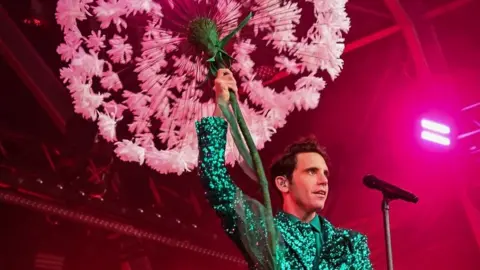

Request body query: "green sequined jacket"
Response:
[196, 117, 373, 270]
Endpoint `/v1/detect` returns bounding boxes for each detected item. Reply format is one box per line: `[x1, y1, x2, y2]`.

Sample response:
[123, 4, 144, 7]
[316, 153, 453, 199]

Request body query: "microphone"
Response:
[363, 175, 419, 203]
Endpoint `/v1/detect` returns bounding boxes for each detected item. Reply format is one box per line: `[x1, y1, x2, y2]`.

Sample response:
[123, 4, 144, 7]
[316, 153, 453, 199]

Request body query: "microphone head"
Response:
[363, 174, 419, 204]
[363, 174, 378, 188]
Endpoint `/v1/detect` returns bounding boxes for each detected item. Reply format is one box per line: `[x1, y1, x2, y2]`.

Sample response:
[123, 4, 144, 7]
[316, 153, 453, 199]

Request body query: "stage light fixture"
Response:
[420, 118, 451, 146]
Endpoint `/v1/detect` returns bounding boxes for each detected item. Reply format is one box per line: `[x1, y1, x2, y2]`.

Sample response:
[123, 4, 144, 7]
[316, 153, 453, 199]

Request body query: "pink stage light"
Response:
[421, 119, 451, 134]
[420, 118, 452, 146]
[421, 130, 451, 146]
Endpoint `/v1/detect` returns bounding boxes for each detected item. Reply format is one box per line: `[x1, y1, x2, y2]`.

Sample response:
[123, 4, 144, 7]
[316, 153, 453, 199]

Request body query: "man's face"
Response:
[288, 152, 329, 211]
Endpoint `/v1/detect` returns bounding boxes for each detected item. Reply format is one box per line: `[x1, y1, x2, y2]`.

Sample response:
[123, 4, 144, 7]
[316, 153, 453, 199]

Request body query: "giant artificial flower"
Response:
[55, 0, 350, 175]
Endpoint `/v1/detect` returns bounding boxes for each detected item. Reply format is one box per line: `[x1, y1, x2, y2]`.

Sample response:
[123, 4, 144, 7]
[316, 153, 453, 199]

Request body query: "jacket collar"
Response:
[277, 211, 322, 233]
[275, 211, 351, 267]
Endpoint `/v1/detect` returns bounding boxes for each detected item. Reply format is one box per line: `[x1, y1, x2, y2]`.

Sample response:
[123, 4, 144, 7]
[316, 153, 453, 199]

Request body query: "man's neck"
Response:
[282, 203, 316, 223]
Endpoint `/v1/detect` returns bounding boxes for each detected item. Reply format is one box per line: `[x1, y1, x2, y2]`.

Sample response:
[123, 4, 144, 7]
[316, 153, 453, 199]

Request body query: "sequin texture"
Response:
[196, 117, 373, 269]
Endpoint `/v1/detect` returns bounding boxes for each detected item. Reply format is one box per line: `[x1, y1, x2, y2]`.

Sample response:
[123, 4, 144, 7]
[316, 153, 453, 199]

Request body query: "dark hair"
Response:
[269, 136, 329, 190]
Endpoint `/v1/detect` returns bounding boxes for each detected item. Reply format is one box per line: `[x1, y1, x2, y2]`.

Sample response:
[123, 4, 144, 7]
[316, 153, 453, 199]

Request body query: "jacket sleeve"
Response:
[351, 232, 373, 270]
[196, 116, 239, 223]
[195, 116, 278, 268]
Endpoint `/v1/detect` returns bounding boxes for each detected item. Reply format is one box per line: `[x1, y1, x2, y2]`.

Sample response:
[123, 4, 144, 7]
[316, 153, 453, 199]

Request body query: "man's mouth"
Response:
[313, 190, 326, 196]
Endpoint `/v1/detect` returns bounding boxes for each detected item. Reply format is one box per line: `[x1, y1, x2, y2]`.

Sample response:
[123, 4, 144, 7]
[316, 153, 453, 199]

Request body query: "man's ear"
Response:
[274, 176, 290, 193]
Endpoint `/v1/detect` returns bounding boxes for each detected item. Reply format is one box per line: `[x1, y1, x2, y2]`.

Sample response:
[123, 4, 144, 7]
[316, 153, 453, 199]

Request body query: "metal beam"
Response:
[264, 0, 473, 85]
[0, 188, 247, 265]
[383, 0, 432, 77]
[346, 0, 472, 54]
[0, 7, 72, 135]
[458, 101, 480, 157]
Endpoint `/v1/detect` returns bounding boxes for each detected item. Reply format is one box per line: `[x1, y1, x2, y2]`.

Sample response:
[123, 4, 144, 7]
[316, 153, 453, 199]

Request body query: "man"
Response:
[195, 69, 372, 269]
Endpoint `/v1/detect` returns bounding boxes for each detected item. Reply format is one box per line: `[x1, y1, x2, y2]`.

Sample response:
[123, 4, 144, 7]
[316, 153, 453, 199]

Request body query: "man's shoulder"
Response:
[319, 216, 372, 268]
[335, 227, 368, 242]
[320, 216, 368, 242]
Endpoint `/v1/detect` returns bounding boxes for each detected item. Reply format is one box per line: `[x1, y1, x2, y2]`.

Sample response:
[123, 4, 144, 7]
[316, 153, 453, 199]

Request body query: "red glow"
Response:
[23, 17, 45, 27]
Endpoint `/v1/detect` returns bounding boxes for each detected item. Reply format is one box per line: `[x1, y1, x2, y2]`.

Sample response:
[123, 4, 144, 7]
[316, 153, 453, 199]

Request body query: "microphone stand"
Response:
[364, 175, 418, 270]
[382, 194, 394, 270]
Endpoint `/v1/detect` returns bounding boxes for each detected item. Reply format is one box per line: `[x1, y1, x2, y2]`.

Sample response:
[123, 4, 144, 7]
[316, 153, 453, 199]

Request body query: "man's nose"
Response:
[317, 175, 328, 185]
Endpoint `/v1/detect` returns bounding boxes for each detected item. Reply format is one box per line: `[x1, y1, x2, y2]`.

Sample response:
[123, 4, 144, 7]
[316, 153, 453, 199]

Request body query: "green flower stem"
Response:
[189, 11, 278, 268]
[229, 90, 278, 268]
[218, 101, 254, 173]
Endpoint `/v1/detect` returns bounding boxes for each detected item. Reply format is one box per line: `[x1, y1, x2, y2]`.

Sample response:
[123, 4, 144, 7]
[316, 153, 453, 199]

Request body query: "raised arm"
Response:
[195, 69, 279, 268]
[195, 68, 241, 224]
[195, 116, 239, 222]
